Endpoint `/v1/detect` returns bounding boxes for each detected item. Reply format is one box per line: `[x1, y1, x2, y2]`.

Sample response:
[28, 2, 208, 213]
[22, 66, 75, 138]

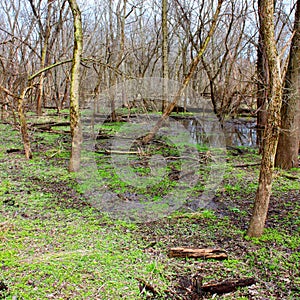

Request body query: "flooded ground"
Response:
[223, 118, 258, 147]
[180, 117, 258, 148]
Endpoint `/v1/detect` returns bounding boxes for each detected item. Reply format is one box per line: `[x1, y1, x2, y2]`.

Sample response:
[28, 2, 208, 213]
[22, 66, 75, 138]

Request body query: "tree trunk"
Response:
[68, 0, 83, 172]
[275, 0, 300, 170]
[120, 0, 127, 110]
[36, 0, 52, 116]
[18, 88, 33, 159]
[162, 0, 169, 113]
[247, 0, 283, 237]
[256, 0, 269, 153]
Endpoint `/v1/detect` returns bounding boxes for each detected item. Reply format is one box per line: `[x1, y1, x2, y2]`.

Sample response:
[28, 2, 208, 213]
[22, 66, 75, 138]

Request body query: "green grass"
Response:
[0, 120, 299, 299]
[1, 212, 168, 299]
[273, 174, 300, 193]
[0, 188, 169, 299]
[249, 228, 300, 250]
[0, 122, 171, 299]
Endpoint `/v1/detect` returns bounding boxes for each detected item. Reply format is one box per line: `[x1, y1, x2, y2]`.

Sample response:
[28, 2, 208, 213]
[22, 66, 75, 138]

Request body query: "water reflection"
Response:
[180, 117, 258, 148]
[223, 119, 257, 147]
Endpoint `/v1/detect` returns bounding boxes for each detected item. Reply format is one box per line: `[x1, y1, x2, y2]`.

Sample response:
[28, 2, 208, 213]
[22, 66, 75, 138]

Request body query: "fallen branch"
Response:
[168, 247, 228, 260]
[31, 121, 70, 129]
[280, 172, 300, 180]
[42, 129, 70, 134]
[199, 277, 256, 295]
[226, 146, 247, 154]
[96, 133, 113, 139]
[233, 162, 261, 168]
[166, 155, 207, 162]
[30, 122, 70, 133]
[95, 149, 143, 155]
[6, 148, 22, 154]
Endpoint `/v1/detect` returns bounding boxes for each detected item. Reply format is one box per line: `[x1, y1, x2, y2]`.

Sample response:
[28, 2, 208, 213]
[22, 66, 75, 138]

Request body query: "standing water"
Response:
[179, 117, 258, 148]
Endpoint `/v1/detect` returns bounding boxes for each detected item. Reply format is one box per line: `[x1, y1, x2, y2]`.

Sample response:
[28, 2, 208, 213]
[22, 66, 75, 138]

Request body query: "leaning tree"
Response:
[247, 0, 284, 237]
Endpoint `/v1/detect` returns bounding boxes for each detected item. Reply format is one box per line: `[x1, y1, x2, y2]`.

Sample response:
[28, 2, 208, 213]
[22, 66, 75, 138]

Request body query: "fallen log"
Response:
[43, 129, 70, 134]
[6, 148, 22, 154]
[280, 172, 300, 180]
[199, 277, 256, 295]
[30, 121, 70, 130]
[168, 247, 228, 260]
[95, 149, 142, 155]
[233, 162, 261, 168]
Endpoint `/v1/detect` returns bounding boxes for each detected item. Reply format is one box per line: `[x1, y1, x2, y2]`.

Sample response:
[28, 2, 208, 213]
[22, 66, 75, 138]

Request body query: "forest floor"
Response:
[0, 114, 299, 300]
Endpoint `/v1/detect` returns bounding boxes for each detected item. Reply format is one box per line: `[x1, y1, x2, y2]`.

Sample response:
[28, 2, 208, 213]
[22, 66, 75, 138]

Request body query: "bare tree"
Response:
[142, 0, 224, 144]
[162, 0, 169, 112]
[175, 0, 255, 119]
[68, 0, 83, 172]
[256, 0, 271, 152]
[0, 0, 36, 159]
[28, 0, 52, 115]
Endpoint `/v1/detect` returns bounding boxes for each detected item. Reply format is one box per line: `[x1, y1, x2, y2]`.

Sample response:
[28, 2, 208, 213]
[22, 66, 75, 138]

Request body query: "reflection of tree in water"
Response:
[180, 117, 257, 147]
[180, 118, 208, 147]
[224, 119, 257, 147]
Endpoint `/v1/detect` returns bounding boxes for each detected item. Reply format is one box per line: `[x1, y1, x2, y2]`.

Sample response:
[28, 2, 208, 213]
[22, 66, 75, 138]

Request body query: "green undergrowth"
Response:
[1, 211, 169, 299]
[0, 121, 299, 299]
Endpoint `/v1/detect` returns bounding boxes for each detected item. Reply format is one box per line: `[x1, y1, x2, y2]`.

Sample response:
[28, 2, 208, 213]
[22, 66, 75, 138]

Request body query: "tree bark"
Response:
[168, 247, 228, 260]
[162, 0, 169, 113]
[37, 0, 52, 116]
[247, 0, 283, 237]
[68, 0, 83, 172]
[275, 0, 300, 170]
[18, 88, 33, 159]
[256, 0, 270, 153]
[200, 277, 256, 295]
